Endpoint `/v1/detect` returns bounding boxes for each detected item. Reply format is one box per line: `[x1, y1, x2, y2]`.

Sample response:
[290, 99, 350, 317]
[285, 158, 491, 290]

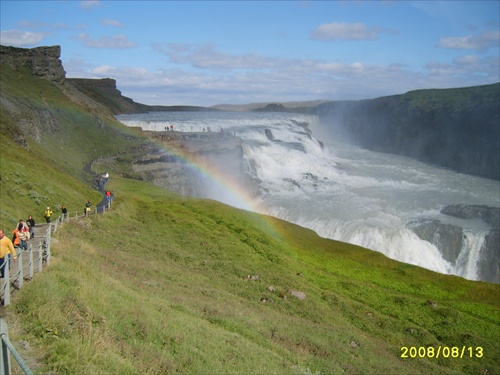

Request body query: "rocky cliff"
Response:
[66, 78, 220, 115]
[65, 78, 150, 115]
[315, 83, 500, 181]
[0, 45, 66, 84]
[408, 204, 499, 283]
[132, 131, 257, 199]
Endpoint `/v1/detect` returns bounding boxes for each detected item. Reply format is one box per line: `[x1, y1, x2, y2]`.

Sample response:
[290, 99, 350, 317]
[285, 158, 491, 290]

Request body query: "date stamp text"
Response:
[401, 346, 483, 359]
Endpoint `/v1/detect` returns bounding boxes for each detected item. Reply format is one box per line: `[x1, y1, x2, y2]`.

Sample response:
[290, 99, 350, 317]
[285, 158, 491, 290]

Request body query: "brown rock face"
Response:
[0, 45, 66, 84]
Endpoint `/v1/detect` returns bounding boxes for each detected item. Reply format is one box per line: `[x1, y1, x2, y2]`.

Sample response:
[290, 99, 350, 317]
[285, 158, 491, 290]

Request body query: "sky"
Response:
[1, 0, 499, 107]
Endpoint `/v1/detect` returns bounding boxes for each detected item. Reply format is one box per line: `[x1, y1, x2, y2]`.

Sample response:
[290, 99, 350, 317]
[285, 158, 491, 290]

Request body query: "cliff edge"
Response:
[0, 45, 66, 84]
[315, 83, 500, 181]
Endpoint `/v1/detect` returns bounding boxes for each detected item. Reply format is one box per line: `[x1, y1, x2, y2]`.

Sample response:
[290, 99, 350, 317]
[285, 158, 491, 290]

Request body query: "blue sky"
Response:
[1, 0, 499, 106]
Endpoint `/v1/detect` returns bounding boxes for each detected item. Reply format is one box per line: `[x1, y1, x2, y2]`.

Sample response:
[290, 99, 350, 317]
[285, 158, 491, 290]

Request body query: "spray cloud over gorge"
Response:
[117, 111, 499, 283]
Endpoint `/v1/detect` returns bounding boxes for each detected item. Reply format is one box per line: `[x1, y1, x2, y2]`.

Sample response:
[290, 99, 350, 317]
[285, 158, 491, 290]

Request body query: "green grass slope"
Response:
[0, 64, 146, 227]
[1, 63, 499, 374]
[8, 177, 500, 374]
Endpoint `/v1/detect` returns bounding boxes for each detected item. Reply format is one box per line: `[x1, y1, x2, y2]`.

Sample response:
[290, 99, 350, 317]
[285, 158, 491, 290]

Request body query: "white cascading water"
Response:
[116, 111, 500, 282]
[454, 229, 488, 281]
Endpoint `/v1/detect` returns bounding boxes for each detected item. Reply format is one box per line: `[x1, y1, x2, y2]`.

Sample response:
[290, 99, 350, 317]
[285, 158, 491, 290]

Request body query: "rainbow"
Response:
[155, 138, 282, 235]
[181, 149, 257, 212]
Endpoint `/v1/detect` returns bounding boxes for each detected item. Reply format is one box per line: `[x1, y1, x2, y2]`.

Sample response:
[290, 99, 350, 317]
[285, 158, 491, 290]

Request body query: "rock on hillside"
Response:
[0, 45, 66, 84]
[315, 83, 500, 181]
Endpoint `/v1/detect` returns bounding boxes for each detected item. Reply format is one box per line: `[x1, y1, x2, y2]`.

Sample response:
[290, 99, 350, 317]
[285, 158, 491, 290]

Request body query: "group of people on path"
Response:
[2, 199, 89, 280]
[95, 172, 109, 191]
[1, 172, 113, 280]
[1, 216, 38, 278]
[44, 205, 68, 223]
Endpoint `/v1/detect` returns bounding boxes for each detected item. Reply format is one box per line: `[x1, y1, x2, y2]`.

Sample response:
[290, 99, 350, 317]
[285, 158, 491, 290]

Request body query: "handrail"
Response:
[0, 319, 33, 375]
[0, 199, 112, 306]
[0, 197, 113, 374]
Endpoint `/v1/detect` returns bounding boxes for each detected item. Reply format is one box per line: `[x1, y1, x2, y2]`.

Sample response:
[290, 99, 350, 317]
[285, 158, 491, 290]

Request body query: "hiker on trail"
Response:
[95, 176, 104, 190]
[12, 222, 29, 251]
[44, 207, 53, 223]
[61, 205, 68, 221]
[105, 190, 111, 203]
[85, 200, 92, 216]
[0, 229, 17, 278]
[26, 215, 35, 239]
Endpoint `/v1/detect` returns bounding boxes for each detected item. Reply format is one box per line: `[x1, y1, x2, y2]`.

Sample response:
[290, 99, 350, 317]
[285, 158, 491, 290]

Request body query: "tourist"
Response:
[0, 229, 17, 278]
[12, 222, 29, 251]
[61, 205, 68, 222]
[85, 200, 92, 216]
[44, 206, 53, 223]
[26, 215, 35, 239]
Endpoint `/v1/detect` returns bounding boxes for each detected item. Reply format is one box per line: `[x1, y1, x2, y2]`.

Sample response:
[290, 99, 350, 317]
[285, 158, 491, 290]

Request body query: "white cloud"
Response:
[0, 29, 47, 46]
[66, 44, 499, 107]
[310, 22, 385, 41]
[77, 33, 136, 49]
[91, 65, 148, 78]
[101, 18, 124, 28]
[425, 54, 499, 83]
[438, 30, 500, 51]
[156, 43, 290, 70]
[17, 20, 69, 30]
[454, 54, 479, 65]
[80, 1, 100, 10]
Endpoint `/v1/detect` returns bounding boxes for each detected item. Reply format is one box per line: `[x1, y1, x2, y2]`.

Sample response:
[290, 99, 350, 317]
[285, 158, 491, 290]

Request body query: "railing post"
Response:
[0, 318, 11, 375]
[45, 236, 51, 267]
[0, 319, 33, 375]
[29, 246, 34, 279]
[3, 260, 10, 307]
[16, 253, 23, 290]
[38, 245, 43, 274]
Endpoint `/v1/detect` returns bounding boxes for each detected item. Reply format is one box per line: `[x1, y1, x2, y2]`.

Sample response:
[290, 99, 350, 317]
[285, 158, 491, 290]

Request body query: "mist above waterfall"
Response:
[314, 84, 500, 181]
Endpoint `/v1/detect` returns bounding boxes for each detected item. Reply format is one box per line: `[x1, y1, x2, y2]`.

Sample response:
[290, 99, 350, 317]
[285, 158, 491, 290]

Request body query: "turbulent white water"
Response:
[116, 111, 500, 281]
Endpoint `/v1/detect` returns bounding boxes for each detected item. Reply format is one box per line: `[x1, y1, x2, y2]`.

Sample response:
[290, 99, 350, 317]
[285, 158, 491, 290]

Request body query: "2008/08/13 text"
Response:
[401, 346, 483, 359]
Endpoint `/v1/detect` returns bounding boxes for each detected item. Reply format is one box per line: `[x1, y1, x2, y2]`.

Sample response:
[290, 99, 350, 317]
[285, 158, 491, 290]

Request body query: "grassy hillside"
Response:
[0, 64, 146, 227]
[1, 62, 499, 374]
[6, 177, 500, 374]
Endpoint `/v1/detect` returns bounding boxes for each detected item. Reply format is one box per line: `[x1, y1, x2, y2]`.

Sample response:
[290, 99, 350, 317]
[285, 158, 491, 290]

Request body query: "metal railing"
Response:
[0, 319, 33, 375]
[0, 199, 112, 374]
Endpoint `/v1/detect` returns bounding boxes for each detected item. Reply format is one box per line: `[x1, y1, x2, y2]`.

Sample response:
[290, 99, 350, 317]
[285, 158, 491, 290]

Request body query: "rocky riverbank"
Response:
[132, 131, 258, 199]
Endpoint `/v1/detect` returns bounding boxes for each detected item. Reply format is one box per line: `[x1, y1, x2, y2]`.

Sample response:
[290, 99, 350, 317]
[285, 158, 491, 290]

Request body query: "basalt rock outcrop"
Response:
[0, 45, 66, 84]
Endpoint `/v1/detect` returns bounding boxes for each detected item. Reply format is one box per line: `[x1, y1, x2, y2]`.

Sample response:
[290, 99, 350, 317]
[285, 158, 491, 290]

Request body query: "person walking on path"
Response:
[84, 200, 92, 216]
[12, 221, 29, 251]
[0, 229, 18, 279]
[44, 206, 53, 223]
[27, 215, 35, 239]
[61, 205, 68, 222]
